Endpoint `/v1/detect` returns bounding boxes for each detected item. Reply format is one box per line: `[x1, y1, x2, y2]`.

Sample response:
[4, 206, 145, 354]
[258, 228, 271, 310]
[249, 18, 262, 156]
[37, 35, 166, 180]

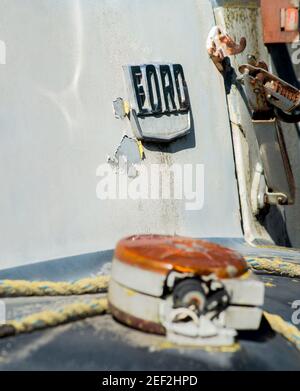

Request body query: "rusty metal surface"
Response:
[268, 79, 300, 104]
[207, 26, 246, 72]
[109, 302, 166, 335]
[115, 235, 248, 278]
[261, 0, 300, 44]
[240, 69, 270, 114]
[237, 61, 297, 204]
[239, 64, 300, 112]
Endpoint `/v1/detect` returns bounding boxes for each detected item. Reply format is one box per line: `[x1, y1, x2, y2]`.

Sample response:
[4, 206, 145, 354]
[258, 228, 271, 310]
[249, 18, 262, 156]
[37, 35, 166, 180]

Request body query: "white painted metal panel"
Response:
[0, 0, 242, 269]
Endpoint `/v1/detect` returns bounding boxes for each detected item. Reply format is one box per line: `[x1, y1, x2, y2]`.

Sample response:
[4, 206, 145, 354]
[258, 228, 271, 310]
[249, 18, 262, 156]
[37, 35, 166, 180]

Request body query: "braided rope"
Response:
[0, 297, 108, 338]
[0, 276, 110, 297]
[264, 311, 300, 352]
[245, 257, 300, 278]
[0, 299, 299, 354]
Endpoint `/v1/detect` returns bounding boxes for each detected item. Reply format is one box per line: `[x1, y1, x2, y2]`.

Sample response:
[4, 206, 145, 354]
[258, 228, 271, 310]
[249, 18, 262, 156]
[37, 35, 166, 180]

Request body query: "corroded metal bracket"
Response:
[239, 59, 300, 120]
[238, 58, 297, 208]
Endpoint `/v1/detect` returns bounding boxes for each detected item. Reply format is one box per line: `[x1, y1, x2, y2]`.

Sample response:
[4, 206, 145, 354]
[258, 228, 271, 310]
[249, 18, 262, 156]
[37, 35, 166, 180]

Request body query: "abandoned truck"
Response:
[0, 0, 299, 371]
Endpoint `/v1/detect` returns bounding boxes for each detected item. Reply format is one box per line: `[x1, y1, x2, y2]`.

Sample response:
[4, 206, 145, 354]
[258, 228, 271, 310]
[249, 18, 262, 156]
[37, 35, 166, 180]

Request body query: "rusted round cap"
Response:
[115, 235, 247, 279]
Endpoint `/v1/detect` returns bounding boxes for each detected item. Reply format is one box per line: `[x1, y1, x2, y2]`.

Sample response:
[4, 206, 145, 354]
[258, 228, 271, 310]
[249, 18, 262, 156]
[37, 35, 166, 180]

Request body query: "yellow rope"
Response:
[0, 260, 298, 353]
[0, 297, 109, 338]
[0, 290, 299, 354]
[264, 311, 300, 352]
[1, 301, 299, 354]
[0, 276, 110, 297]
[246, 257, 300, 278]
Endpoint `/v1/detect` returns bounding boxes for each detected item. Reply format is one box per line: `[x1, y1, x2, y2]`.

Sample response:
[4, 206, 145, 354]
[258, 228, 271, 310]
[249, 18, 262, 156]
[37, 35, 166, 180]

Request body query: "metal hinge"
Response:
[238, 56, 296, 208]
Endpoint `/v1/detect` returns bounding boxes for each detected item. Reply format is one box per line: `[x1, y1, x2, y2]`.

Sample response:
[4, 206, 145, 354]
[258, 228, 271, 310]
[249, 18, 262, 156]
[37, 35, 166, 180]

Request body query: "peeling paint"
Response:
[108, 135, 142, 178]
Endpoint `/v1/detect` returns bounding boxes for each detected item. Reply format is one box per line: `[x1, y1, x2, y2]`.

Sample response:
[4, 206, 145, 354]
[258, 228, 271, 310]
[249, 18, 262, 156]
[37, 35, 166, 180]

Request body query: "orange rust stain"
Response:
[115, 235, 247, 279]
[109, 302, 166, 335]
[261, 0, 299, 43]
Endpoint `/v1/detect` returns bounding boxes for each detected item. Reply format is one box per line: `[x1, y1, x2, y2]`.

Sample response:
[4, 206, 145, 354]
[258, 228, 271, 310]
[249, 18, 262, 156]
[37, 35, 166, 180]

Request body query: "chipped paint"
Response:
[108, 135, 142, 178]
[109, 136, 142, 165]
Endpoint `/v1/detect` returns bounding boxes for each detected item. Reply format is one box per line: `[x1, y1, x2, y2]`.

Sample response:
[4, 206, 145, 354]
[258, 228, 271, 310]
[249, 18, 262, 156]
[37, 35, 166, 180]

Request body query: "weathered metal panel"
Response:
[0, 0, 242, 270]
[214, 3, 274, 244]
[261, 0, 300, 44]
